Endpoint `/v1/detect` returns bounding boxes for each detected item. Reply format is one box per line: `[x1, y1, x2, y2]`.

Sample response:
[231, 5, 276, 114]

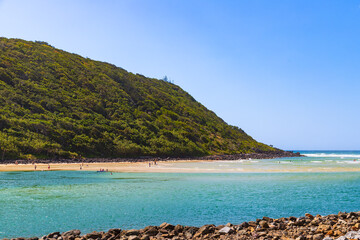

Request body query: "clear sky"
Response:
[0, 0, 359, 150]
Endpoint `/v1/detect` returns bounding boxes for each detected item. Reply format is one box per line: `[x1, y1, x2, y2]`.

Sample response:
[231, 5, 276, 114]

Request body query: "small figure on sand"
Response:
[34, 165, 37, 170]
[149, 162, 151, 167]
[48, 164, 50, 170]
[80, 165, 82, 170]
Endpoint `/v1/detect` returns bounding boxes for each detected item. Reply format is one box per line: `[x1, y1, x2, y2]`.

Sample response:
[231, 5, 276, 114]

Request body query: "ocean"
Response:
[1, 150, 360, 238]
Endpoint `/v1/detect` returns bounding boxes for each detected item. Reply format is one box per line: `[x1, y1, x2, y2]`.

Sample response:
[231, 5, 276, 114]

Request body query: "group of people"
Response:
[148, 159, 158, 167]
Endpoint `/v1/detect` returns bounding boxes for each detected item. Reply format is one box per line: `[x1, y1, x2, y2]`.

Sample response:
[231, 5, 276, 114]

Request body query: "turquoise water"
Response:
[1, 151, 360, 238]
[157, 150, 360, 172]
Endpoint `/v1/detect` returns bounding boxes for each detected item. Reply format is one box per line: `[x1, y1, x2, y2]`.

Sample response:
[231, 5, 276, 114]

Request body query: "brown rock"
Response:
[47, 232, 61, 239]
[128, 236, 140, 240]
[84, 232, 102, 239]
[317, 224, 331, 233]
[125, 230, 140, 236]
[184, 227, 198, 238]
[326, 230, 334, 236]
[62, 230, 81, 237]
[140, 235, 149, 240]
[107, 229, 121, 235]
[159, 222, 174, 231]
[174, 224, 184, 233]
[195, 224, 215, 236]
[305, 213, 315, 220]
[143, 226, 158, 236]
[259, 221, 269, 229]
[312, 233, 323, 240]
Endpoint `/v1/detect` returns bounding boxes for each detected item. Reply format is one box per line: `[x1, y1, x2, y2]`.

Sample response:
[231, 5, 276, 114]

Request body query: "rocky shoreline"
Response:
[5, 211, 360, 240]
[1, 151, 301, 164]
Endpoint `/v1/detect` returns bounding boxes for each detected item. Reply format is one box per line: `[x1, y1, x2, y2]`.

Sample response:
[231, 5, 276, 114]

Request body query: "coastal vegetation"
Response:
[0, 37, 276, 160]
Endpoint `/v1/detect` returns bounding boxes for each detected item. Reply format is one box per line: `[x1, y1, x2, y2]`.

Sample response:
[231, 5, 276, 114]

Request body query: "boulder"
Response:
[336, 237, 348, 240]
[140, 235, 149, 240]
[127, 236, 140, 240]
[144, 226, 158, 236]
[125, 230, 140, 236]
[344, 230, 360, 239]
[313, 233, 324, 240]
[84, 231, 102, 239]
[62, 230, 81, 237]
[174, 224, 184, 233]
[184, 227, 198, 238]
[47, 233, 60, 239]
[195, 225, 215, 236]
[219, 227, 232, 234]
[159, 222, 174, 231]
[259, 220, 270, 229]
[107, 229, 121, 235]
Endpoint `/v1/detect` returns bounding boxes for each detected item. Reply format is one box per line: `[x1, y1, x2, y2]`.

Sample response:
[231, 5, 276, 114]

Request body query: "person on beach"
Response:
[149, 162, 151, 167]
[80, 165, 82, 170]
[34, 165, 37, 170]
[48, 164, 50, 170]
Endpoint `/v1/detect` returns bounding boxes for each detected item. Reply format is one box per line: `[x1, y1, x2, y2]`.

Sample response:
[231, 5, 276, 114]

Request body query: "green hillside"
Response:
[0, 37, 276, 160]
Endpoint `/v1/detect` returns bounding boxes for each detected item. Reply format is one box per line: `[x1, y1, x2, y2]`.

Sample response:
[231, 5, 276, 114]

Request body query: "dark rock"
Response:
[237, 222, 249, 230]
[62, 230, 81, 237]
[125, 230, 140, 236]
[173, 224, 184, 233]
[184, 227, 198, 238]
[259, 220, 269, 229]
[127, 236, 140, 240]
[143, 226, 158, 236]
[159, 222, 174, 231]
[193, 224, 215, 238]
[107, 229, 121, 235]
[140, 235, 149, 240]
[84, 232, 102, 239]
[47, 233, 60, 239]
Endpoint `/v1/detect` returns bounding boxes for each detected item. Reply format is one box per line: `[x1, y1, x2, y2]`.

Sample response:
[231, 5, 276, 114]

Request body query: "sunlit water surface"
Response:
[1, 151, 360, 238]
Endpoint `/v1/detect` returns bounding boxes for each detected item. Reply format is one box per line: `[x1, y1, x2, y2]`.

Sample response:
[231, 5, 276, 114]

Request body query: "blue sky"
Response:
[0, 0, 359, 150]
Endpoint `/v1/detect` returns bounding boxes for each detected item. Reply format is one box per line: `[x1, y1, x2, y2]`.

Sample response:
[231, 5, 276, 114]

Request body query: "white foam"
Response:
[304, 153, 360, 158]
[310, 161, 322, 163]
[343, 160, 360, 164]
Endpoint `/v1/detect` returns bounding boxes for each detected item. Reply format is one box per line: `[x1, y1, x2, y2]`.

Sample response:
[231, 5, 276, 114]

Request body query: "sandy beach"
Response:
[1, 159, 360, 173]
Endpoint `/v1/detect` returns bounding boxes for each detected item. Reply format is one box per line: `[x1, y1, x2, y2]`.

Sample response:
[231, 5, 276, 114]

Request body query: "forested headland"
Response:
[0, 37, 278, 160]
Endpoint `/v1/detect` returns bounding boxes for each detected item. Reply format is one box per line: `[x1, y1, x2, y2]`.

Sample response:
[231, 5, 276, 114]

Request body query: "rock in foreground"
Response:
[4, 212, 360, 240]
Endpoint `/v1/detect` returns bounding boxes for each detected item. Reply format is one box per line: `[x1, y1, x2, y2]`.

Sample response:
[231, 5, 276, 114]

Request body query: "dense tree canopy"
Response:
[0, 37, 275, 160]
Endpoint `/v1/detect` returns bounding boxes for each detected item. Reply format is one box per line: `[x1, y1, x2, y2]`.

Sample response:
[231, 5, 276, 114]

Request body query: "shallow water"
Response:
[1, 151, 360, 238]
[156, 150, 360, 172]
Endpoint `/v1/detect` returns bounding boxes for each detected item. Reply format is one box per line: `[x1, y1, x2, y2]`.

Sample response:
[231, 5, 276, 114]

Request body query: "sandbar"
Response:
[1, 160, 360, 173]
